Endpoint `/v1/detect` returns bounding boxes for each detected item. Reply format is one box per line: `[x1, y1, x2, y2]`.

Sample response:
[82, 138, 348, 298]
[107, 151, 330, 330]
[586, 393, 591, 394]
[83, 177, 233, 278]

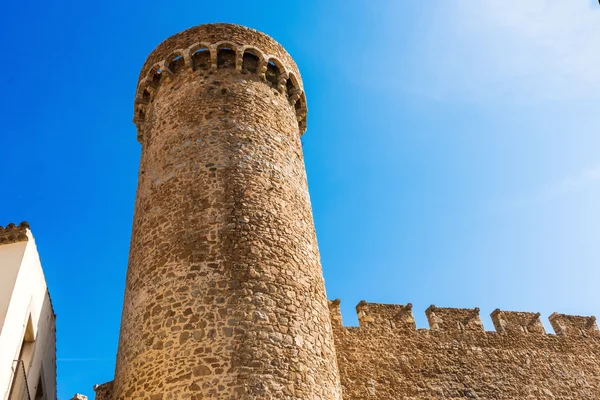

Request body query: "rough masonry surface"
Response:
[0, 221, 30, 245]
[330, 300, 600, 399]
[94, 23, 600, 400]
[110, 23, 340, 400]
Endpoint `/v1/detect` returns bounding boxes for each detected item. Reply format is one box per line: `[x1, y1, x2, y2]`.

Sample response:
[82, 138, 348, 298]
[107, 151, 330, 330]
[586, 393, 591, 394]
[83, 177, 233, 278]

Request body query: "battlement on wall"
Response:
[333, 299, 600, 398]
[549, 312, 599, 337]
[329, 299, 599, 337]
[92, 381, 113, 400]
[426, 304, 484, 332]
[0, 221, 30, 245]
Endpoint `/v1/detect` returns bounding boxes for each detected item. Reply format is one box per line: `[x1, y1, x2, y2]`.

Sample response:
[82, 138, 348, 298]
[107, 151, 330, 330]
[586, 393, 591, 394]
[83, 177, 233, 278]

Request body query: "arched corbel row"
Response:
[264, 57, 286, 89]
[145, 62, 173, 89]
[148, 65, 162, 88]
[139, 76, 156, 93]
[134, 84, 154, 106]
[240, 46, 265, 74]
[277, 71, 289, 93]
[133, 102, 147, 129]
[257, 58, 268, 81]
[215, 41, 241, 70]
[182, 51, 193, 71]
[157, 61, 174, 81]
[187, 42, 213, 71]
[209, 44, 218, 70]
[286, 73, 302, 105]
[295, 91, 308, 133]
[166, 50, 187, 74]
[236, 52, 244, 72]
[133, 41, 307, 134]
[295, 92, 307, 120]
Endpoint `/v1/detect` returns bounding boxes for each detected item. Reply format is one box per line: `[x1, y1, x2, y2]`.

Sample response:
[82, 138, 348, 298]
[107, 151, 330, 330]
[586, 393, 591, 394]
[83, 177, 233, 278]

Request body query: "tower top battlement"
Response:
[133, 23, 307, 137]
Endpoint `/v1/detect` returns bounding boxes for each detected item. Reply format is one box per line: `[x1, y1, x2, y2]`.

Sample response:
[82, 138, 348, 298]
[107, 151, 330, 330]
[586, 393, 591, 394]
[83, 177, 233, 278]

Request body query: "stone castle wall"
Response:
[111, 23, 341, 400]
[92, 23, 600, 400]
[330, 300, 600, 399]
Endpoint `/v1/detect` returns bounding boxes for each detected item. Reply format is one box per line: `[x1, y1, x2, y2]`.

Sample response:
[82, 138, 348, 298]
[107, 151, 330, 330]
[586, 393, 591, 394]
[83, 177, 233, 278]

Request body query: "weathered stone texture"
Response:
[550, 312, 599, 337]
[426, 305, 484, 333]
[138, 24, 301, 92]
[491, 308, 546, 335]
[332, 300, 600, 399]
[0, 221, 29, 244]
[111, 23, 340, 400]
[93, 381, 113, 400]
[94, 22, 600, 400]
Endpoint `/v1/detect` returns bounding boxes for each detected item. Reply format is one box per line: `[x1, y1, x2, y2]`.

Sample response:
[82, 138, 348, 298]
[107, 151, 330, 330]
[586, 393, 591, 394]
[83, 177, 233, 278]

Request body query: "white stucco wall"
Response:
[0, 230, 56, 400]
[0, 241, 26, 334]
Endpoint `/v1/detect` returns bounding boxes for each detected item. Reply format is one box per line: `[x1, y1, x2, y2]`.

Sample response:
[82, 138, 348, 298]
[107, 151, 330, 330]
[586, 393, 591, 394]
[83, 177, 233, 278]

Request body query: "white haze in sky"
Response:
[412, 0, 600, 103]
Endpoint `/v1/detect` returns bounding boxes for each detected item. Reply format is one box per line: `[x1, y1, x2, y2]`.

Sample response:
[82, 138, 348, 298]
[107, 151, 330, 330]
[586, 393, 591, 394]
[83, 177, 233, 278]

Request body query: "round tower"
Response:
[112, 24, 342, 399]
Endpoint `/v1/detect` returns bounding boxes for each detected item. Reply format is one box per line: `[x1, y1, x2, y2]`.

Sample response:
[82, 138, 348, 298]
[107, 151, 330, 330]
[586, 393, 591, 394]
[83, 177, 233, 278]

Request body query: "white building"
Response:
[0, 222, 56, 400]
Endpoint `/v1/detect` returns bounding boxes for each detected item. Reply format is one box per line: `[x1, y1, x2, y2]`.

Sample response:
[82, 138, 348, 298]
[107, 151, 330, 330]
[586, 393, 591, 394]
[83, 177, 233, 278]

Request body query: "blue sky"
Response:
[1, 1, 600, 398]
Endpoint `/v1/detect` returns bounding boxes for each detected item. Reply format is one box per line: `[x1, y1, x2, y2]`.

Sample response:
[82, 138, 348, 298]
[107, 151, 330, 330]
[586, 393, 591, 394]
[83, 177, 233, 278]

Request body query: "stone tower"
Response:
[112, 24, 342, 399]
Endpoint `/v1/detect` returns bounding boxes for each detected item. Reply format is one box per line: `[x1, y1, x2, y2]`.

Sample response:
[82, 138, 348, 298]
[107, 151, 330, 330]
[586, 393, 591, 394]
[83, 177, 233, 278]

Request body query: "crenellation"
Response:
[92, 381, 113, 400]
[0, 221, 30, 245]
[491, 308, 546, 335]
[549, 312, 599, 337]
[331, 301, 600, 399]
[426, 304, 484, 333]
[328, 299, 343, 329]
[355, 301, 416, 332]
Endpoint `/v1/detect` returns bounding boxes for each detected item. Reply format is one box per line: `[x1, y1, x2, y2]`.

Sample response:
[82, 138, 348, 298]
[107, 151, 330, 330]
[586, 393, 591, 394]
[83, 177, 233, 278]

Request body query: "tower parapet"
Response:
[132, 23, 307, 142]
